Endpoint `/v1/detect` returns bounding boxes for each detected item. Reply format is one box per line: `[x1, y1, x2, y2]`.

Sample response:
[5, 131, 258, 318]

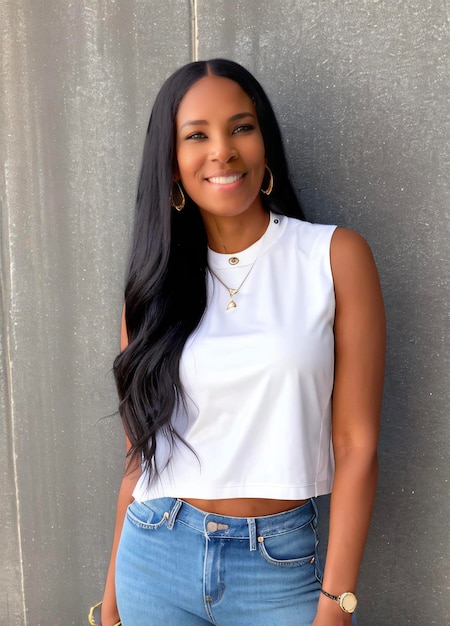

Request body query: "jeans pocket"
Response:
[126, 500, 170, 530]
[258, 522, 317, 568]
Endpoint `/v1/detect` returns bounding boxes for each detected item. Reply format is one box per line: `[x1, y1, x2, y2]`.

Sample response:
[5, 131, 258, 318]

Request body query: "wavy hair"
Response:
[114, 59, 305, 478]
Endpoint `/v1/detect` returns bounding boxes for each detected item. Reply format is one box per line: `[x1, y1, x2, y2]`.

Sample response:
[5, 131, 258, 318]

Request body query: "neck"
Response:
[202, 206, 270, 254]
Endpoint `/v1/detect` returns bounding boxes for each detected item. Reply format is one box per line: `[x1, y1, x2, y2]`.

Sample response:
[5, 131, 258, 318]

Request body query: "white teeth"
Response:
[208, 173, 243, 185]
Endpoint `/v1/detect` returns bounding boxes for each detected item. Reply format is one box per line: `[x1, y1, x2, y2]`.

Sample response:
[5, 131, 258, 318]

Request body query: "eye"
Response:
[233, 124, 255, 134]
[185, 131, 207, 141]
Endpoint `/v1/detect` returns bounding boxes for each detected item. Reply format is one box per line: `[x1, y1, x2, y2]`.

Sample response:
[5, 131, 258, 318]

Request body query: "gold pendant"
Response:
[226, 299, 237, 310]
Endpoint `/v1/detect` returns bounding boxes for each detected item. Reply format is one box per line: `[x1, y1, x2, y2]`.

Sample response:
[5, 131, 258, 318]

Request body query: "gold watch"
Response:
[320, 589, 358, 614]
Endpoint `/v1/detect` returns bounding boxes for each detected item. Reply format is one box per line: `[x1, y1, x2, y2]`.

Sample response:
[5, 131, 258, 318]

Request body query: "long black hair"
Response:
[114, 59, 305, 478]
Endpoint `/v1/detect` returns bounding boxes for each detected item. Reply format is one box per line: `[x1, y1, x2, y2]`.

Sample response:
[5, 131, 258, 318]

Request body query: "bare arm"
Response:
[101, 308, 142, 626]
[313, 228, 386, 625]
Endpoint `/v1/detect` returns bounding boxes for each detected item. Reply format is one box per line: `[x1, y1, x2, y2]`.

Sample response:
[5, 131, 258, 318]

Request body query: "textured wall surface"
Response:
[1, 1, 448, 624]
[0, 2, 192, 623]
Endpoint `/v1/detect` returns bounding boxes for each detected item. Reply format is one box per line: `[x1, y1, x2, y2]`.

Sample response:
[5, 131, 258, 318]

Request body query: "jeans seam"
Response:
[126, 507, 169, 530]
[258, 540, 316, 567]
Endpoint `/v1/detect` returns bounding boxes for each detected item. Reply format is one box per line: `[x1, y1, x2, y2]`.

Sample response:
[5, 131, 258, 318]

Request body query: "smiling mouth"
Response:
[207, 173, 245, 185]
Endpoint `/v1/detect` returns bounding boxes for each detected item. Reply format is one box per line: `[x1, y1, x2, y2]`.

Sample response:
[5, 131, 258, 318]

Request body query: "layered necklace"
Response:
[207, 214, 279, 311]
[208, 258, 259, 310]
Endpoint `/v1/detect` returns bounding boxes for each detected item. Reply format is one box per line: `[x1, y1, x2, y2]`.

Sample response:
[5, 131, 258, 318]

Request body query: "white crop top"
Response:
[133, 213, 337, 502]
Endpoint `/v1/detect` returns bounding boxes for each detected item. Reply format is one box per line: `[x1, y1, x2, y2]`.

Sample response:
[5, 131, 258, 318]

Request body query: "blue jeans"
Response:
[116, 497, 353, 625]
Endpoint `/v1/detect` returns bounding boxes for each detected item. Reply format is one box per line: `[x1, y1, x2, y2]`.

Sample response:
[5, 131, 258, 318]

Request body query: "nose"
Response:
[210, 134, 237, 163]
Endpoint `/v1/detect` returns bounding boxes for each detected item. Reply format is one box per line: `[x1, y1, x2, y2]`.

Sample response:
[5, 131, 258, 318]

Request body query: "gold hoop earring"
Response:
[171, 180, 185, 211]
[261, 165, 274, 196]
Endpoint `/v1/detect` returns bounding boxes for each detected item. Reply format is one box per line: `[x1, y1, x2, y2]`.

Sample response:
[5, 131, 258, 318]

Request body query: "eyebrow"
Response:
[179, 111, 256, 131]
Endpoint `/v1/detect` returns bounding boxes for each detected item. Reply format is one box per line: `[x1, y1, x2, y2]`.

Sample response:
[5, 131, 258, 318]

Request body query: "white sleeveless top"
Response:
[133, 213, 337, 501]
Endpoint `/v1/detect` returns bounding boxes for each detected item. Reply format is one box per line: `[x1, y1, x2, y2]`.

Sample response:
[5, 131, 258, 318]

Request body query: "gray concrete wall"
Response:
[1, 1, 448, 624]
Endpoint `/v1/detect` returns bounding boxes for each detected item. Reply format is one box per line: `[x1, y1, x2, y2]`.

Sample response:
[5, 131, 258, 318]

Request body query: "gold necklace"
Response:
[208, 259, 259, 310]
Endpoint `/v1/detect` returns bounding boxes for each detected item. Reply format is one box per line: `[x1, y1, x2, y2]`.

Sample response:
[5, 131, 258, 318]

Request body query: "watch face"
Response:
[340, 592, 358, 613]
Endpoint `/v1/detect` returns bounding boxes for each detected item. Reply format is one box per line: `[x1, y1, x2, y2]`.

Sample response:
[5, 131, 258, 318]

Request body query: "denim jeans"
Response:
[116, 497, 355, 625]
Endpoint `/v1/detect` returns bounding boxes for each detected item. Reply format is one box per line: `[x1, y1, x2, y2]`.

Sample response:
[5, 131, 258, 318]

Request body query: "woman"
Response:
[96, 58, 385, 626]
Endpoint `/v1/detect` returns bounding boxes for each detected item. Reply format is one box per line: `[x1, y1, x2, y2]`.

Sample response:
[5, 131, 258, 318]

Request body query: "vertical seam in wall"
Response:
[190, 0, 199, 61]
[0, 184, 28, 626]
[1, 4, 28, 623]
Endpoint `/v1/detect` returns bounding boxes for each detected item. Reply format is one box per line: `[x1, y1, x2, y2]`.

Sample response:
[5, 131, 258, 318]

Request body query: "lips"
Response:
[206, 172, 245, 185]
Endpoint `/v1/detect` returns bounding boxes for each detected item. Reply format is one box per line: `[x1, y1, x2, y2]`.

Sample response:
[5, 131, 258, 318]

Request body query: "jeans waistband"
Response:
[141, 497, 317, 551]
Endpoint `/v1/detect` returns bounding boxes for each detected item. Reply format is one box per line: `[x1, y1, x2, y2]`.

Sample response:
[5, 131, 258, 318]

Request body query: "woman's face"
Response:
[175, 74, 266, 221]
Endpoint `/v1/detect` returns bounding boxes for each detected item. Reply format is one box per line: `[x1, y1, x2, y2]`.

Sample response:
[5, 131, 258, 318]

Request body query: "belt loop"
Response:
[167, 499, 183, 530]
[310, 497, 318, 529]
[247, 517, 257, 551]
[203, 515, 211, 542]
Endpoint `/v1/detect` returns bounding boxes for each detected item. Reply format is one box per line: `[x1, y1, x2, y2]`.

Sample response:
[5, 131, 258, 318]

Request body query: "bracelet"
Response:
[88, 601, 122, 626]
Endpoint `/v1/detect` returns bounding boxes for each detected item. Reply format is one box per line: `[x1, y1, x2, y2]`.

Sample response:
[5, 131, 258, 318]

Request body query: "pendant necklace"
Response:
[207, 213, 279, 310]
[208, 258, 259, 311]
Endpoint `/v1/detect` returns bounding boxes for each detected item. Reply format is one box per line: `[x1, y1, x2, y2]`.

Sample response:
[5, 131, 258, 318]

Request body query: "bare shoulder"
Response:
[330, 227, 385, 350]
[330, 227, 375, 268]
[330, 227, 381, 296]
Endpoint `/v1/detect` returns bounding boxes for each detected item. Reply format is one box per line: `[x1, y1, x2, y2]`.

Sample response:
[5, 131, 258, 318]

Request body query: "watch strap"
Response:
[320, 589, 340, 602]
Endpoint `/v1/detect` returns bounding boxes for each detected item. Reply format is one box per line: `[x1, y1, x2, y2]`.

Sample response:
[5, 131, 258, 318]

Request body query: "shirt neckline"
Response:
[207, 212, 286, 270]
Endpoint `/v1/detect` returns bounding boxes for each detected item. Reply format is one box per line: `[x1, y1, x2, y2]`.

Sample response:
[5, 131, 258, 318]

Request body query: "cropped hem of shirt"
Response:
[133, 213, 337, 503]
[133, 476, 334, 501]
